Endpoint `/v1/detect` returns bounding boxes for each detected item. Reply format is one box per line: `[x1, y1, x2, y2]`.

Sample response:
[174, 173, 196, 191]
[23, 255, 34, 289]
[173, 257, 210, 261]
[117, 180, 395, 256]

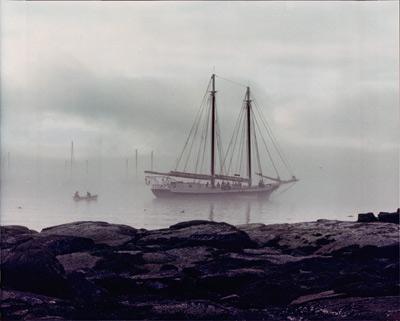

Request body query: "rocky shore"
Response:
[1, 211, 399, 320]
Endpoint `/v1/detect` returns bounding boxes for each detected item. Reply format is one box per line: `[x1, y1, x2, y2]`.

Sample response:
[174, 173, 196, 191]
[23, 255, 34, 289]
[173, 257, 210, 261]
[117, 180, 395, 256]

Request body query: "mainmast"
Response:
[246, 87, 252, 186]
[211, 74, 216, 187]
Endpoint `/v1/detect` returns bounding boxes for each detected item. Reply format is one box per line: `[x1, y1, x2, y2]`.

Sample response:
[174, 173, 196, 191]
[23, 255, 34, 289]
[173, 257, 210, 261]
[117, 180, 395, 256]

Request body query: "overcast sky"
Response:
[1, 1, 398, 187]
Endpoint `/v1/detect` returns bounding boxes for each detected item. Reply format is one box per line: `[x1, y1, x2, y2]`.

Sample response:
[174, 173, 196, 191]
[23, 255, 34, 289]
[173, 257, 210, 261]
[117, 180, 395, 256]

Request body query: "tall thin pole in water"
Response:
[135, 149, 138, 178]
[70, 141, 74, 182]
[70, 141, 74, 174]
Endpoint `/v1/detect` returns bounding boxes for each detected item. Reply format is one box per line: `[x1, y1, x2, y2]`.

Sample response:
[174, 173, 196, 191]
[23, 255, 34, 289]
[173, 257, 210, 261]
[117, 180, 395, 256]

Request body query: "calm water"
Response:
[1, 172, 396, 232]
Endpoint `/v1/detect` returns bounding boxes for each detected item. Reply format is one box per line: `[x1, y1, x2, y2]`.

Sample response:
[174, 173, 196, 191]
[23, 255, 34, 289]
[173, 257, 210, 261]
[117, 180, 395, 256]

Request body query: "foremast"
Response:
[211, 74, 216, 187]
[246, 87, 252, 187]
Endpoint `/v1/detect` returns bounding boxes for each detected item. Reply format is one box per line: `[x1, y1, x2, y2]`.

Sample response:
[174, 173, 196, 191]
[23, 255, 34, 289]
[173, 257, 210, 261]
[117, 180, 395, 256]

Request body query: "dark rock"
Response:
[357, 212, 378, 222]
[238, 220, 399, 256]
[36, 234, 95, 256]
[378, 211, 399, 224]
[1, 218, 399, 320]
[65, 271, 106, 303]
[41, 221, 140, 247]
[290, 290, 345, 305]
[0, 289, 76, 321]
[56, 251, 102, 272]
[160, 264, 179, 271]
[90, 273, 141, 296]
[93, 250, 146, 274]
[1, 225, 38, 249]
[2, 239, 68, 298]
[138, 220, 255, 252]
[289, 296, 400, 320]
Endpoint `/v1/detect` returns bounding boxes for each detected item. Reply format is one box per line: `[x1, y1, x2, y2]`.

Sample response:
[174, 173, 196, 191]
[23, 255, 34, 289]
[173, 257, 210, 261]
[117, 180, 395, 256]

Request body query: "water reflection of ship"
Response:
[145, 74, 298, 199]
[153, 195, 259, 225]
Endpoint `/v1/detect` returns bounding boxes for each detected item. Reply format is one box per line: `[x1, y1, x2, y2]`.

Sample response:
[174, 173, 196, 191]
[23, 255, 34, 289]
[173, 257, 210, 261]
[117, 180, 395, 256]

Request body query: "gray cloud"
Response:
[1, 1, 398, 181]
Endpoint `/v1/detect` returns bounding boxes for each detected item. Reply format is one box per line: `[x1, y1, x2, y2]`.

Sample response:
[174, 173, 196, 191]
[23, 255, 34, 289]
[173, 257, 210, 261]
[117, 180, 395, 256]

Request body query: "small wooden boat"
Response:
[73, 195, 98, 201]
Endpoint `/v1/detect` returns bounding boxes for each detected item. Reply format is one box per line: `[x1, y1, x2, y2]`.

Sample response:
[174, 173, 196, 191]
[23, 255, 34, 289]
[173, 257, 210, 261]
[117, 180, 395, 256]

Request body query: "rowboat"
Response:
[73, 195, 98, 201]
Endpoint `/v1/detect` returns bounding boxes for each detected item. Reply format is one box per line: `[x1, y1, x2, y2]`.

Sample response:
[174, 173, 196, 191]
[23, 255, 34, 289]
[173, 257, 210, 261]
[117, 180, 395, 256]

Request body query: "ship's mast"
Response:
[211, 74, 216, 187]
[246, 87, 252, 186]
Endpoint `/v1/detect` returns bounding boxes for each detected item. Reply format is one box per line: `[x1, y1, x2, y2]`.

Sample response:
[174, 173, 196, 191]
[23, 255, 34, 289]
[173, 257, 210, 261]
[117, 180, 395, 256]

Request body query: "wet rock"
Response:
[2, 239, 68, 298]
[290, 296, 400, 320]
[1, 218, 399, 320]
[1, 225, 38, 249]
[93, 250, 146, 274]
[290, 290, 345, 305]
[148, 299, 237, 320]
[237, 220, 399, 256]
[56, 251, 101, 272]
[35, 234, 95, 256]
[41, 221, 140, 247]
[138, 220, 255, 252]
[65, 271, 106, 303]
[0, 289, 75, 321]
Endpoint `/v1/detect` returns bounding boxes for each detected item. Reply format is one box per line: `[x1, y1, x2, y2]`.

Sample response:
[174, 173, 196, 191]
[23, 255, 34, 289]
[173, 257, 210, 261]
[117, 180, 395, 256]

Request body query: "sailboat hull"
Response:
[151, 183, 279, 199]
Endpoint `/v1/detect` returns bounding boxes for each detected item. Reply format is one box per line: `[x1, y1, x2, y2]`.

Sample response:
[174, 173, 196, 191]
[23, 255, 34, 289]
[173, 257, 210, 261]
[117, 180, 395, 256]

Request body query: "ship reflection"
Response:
[152, 194, 266, 225]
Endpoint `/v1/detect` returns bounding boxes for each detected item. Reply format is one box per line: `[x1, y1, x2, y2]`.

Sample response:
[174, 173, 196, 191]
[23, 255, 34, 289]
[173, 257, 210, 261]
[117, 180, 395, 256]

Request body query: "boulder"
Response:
[56, 252, 102, 272]
[1, 225, 38, 249]
[138, 220, 255, 251]
[237, 220, 399, 256]
[357, 212, 378, 222]
[35, 234, 95, 256]
[40, 221, 141, 247]
[378, 211, 399, 224]
[2, 239, 68, 298]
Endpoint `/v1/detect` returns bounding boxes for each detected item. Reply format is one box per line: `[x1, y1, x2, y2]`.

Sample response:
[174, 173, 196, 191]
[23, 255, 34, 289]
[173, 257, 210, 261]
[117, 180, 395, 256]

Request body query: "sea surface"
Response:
[1, 172, 397, 232]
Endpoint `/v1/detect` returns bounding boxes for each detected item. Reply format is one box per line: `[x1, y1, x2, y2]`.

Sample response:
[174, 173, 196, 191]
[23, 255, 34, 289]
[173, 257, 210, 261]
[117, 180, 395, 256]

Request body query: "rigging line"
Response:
[235, 108, 246, 176]
[199, 95, 213, 173]
[251, 109, 263, 176]
[238, 107, 247, 177]
[216, 109, 226, 175]
[195, 99, 211, 175]
[252, 96, 295, 176]
[176, 84, 208, 171]
[274, 181, 298, 197]
[228, 106, 244, 171]
[227, 104, 245, 175]
[252, 97, 295, 176]
[223, 103, 245, 174]
[175, 78, 212, 171]
[214, 99, 222, 174]
[215, 75, 248, 88]
[200, 102, 211, 175]
[183, 94, 208, 172]
[252, 111, 280, 178]
[201, 105, 211, 175]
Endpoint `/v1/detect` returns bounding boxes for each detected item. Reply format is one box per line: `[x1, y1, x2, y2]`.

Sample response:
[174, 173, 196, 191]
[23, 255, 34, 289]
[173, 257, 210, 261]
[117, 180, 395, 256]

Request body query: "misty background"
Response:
[1, 2, 398, 229]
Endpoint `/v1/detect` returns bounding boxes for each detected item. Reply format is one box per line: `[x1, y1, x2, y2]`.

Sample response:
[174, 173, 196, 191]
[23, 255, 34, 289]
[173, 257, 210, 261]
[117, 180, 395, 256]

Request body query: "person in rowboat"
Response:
[74, 191, 79, 197]
[87, 191, 91, 197]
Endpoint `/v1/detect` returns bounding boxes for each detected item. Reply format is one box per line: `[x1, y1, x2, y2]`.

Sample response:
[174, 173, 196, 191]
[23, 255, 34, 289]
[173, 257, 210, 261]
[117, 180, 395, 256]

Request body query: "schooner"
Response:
[145, 74, 298, 198]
